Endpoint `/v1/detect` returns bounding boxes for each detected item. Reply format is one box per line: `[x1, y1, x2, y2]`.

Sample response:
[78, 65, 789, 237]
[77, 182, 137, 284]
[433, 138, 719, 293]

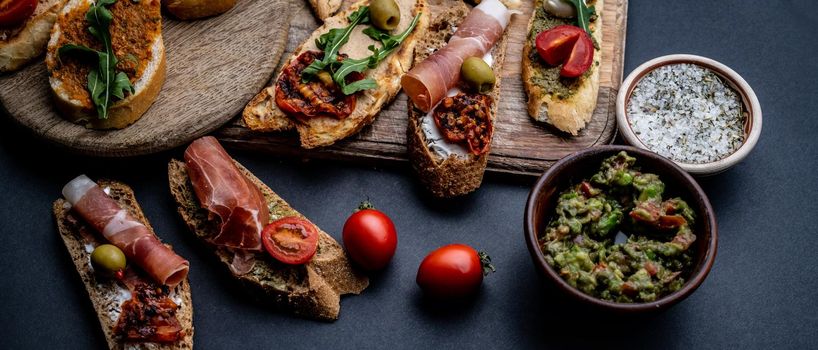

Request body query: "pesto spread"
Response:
[528, 0, 598, 99]
[540, 152, 697, 303]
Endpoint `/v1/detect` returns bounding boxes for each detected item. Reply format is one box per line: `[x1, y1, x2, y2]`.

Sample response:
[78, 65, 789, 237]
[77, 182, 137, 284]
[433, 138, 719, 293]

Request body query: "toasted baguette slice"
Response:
[45, 0, 166, 129]
[53, 180, 193, 350]
[522, 0, 602, 135]
[168, 158, 368, 321]
[243, 0, 429, 149]
[307, 0, 343, 21]
[0, 0, 65, 72]
[164, 0, 236, 20]
[406, 1, 508, 198]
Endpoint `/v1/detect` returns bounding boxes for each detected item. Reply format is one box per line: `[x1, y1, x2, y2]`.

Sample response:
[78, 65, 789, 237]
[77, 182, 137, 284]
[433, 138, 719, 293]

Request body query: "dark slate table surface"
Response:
[1, 0, 816, 348]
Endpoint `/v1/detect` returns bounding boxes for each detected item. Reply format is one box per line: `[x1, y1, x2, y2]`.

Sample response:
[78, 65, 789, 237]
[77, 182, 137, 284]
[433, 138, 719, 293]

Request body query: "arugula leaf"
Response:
[58, 0, 134, 119]
[302, 7, 370, 81]
[332, 13, 422, 95]
[568, 0, 595, 35]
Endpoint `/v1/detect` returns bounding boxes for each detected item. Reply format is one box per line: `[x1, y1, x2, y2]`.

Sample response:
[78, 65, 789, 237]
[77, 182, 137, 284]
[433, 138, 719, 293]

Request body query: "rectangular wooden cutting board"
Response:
[216, 0, 628, 176]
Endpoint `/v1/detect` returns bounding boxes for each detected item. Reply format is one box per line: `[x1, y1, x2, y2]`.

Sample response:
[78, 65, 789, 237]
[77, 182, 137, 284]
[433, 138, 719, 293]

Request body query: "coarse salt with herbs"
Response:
[627, 63, 746, 164]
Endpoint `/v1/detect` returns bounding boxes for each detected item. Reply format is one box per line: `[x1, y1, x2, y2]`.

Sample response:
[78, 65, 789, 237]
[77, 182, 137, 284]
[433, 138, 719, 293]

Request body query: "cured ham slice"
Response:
[62, 175, 189, 287]
[184, 136, 270, 251]
[401, 0, 514, 112]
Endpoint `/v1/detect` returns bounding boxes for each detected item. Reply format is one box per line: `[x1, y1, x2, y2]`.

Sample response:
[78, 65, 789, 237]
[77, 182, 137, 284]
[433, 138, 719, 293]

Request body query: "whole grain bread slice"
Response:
[167, 158, 368, 321]
[53, 180, 194, 350]
[522, 0, 603, 135]
[406, 0, 509, 198]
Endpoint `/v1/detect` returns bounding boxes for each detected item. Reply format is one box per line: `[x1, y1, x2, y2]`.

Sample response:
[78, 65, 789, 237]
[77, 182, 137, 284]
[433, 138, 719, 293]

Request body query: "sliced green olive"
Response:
[91, 244, 126, 276]
[461, 57, 496, 93]
[370, 0, 401, 31]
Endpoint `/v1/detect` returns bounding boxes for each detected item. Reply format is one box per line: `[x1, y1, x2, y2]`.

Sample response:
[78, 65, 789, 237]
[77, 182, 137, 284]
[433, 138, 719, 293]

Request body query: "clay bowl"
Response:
[524, 145, 718, 313]
[616, 54, 762, 176]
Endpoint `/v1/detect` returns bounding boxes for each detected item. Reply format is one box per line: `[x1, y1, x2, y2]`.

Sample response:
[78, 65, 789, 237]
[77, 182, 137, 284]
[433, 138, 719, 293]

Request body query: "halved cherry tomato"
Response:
[342, 204, 397, 271]
[535, 24, 594, 78]
[0, 0, 37, 27]
[261, 217, 319, 265]
[416, 244, 495, 299]
[561, 31, 594, 78]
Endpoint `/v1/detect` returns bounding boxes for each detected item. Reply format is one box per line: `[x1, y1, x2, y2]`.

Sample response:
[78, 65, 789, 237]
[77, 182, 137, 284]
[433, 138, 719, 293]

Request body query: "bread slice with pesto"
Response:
[53, 180, 194, 350]
[406, 1, 508, 198]
[46, 0, 166, 129]
[242, 0, 429, 149]
[522, 0, 602, 135]
[168, 158, 368, 321]
[0, 0, 66, 72]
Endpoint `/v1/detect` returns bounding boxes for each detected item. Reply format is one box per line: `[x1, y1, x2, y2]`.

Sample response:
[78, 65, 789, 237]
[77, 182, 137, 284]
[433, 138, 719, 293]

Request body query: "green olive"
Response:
[461, 57, 495, 93]
[370, 0, 401, 31]
[91, 244, 126, 276]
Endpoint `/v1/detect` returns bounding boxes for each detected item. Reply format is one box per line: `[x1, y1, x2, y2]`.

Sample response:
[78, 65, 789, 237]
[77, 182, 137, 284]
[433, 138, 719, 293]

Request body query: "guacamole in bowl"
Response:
[541, 152, 696, 303]
[524, 146, 717, 312]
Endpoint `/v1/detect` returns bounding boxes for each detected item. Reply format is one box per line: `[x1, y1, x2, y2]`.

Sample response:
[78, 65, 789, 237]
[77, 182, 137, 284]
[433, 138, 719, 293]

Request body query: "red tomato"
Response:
[535, 25, 594, 78]
[342, 208, 397, 270]
[261, 217, 319, 265]
[560, 32, 594, 78]
[0, 0, 37, 27]
[416, 244, 494, 299]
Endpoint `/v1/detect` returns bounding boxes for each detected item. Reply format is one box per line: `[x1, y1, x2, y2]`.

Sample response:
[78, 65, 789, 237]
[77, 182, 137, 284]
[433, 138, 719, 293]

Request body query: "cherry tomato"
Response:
[560, 31, 594, 78]
[342, 205, 397, 270]
[0, 0, 37, 27]
[261, 217, 319, 265]
[416, 244, 495, 299]
[535, 25, 594, 78]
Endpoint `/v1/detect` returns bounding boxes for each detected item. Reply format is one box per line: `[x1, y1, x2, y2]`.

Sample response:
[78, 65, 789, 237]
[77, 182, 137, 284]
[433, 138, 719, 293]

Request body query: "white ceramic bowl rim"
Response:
[615, 54, 762, 175]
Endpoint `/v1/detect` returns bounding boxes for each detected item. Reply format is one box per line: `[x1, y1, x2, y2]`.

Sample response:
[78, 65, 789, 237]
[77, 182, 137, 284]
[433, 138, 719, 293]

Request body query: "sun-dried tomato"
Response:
[433, 92, 494, 155]
[275, 51, 363, 120]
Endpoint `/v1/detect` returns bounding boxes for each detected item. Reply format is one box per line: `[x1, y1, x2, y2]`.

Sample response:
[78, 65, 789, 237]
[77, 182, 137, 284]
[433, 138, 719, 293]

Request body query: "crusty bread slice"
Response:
[45, 0, 166, 129]
[307, 0, 343, 21]
[243, 0, 429, 149]
[53, 180, 193, 350]
[168, 158, 368, 321]
[406, 0, 508, 198]
[164, 0, 236, 20]
[0, 0, 65, 72]
[522, 0, 602, 135]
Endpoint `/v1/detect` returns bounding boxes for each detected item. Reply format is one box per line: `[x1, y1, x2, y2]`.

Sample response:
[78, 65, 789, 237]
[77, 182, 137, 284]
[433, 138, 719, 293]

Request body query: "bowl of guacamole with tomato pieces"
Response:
[525, 146, 717, 312]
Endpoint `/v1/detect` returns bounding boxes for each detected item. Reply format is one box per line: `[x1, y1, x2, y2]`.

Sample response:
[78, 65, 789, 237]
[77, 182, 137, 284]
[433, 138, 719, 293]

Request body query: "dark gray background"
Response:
[1, 0, 816, 348]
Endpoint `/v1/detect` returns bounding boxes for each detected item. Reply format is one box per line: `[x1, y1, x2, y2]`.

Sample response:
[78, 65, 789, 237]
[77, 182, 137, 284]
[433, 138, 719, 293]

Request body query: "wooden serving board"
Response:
[0, 0, 290, 157]
[217, 0, 627, 176]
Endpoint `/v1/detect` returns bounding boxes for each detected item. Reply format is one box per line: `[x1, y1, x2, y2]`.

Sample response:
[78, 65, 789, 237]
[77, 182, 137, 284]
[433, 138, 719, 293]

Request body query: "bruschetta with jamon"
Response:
[46, 0, 165, 129]
[54, 176, 193, 349]
[168, 137, 368, 321]
[523, 0, 602, 135]
[0, 0, 65, 72]
[403, 0, 516, 198]
[243, 0, 429, 149]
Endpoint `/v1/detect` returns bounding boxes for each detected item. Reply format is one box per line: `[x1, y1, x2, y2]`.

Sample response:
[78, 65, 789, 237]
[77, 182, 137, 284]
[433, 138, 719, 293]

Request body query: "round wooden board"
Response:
[0, 0, 290, 157]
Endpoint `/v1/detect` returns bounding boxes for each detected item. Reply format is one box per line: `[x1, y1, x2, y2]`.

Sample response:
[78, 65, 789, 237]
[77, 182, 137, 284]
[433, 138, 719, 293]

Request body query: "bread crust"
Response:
[46, 0, 166, 130]
[406, 1, 508, 198]
[167, 159, 368, 321]
[243, 0, 430, 149]
[0, 0, 65, 72]
[307, 0, 343, 21]
[164, 0, 237, 20]
[522, 0, 603, 135]
[53, 181, 194, 350]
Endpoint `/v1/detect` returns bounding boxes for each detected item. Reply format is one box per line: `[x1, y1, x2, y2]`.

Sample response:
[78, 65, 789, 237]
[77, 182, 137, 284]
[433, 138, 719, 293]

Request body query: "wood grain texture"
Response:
[217, 0, 628, 176]
[0, 0, 290, 157]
